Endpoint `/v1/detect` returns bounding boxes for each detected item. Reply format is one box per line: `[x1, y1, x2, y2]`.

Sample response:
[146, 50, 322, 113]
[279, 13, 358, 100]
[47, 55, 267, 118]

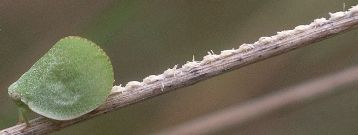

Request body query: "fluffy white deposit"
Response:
[143, 75, 164, 84]
[163, 65, 178, 77]
[329, 11, 346, 20]
[349, 5, 358, 13]
[111, 5, 358, 93]
[124, 81, 142, 89]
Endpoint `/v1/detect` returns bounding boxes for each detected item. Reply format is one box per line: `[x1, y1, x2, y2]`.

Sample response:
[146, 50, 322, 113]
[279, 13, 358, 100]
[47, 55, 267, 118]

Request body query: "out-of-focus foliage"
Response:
[0, 1, 357, 135]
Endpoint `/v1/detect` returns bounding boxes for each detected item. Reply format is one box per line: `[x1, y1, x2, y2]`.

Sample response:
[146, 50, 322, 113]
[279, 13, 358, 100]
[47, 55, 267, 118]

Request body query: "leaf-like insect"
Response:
[8, 36, 114, 124]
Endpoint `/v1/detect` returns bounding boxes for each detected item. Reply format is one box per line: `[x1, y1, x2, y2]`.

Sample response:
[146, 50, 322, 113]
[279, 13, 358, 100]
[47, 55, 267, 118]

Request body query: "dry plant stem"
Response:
[1, 8, 358, 135]
[157, 66, 358, 135]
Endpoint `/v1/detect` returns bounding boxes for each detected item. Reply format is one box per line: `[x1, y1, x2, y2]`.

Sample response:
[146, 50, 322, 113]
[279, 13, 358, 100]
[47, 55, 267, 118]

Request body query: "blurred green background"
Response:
[1, 0, 358, 135]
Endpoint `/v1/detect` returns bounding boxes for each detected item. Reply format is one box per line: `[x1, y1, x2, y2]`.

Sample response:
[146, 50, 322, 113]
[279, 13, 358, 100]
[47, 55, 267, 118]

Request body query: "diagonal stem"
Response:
[1, 5, 358, 135]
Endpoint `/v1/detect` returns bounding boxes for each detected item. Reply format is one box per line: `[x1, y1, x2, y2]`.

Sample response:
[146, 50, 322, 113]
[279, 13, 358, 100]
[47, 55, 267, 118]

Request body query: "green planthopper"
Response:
[8, 36, 114, 125]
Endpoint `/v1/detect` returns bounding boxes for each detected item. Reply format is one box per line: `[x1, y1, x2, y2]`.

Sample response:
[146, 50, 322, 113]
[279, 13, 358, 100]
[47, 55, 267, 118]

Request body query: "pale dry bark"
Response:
[1, 6, 358, 135]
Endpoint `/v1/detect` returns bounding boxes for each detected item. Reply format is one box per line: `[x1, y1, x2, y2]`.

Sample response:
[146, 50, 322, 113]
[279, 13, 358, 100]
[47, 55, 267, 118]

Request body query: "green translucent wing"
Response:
[8, 36, 114, 120]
